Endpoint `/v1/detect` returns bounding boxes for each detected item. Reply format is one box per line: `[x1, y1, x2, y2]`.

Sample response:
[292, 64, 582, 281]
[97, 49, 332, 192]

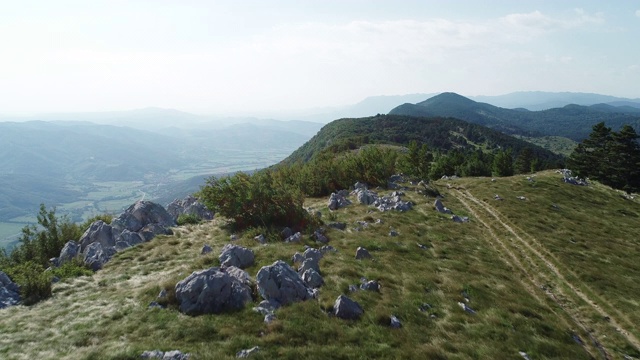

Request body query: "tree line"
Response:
[568, 122, 640, 193]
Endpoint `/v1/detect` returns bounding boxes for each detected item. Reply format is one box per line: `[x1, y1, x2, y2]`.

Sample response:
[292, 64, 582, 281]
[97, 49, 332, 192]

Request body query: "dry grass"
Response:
[1, 171, 638, 359]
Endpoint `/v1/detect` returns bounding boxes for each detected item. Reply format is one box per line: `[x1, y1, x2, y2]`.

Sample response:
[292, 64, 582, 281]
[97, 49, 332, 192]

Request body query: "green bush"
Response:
[50, 259, 93, 280]
[176, 213, 202, 226]
[5, 261, 52, 306]
[200, 170, 313, 231]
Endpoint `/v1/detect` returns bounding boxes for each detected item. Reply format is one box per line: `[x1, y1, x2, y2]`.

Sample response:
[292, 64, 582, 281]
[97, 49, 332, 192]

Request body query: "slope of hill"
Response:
[472, 91, 640, 111]
[390, 93, 640, 141]
[283, 114, 563, 165]
[1, 171, 638, 359]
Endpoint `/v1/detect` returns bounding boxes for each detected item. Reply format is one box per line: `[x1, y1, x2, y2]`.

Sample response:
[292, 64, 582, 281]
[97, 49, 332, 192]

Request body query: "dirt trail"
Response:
[452, 188, 640, 357]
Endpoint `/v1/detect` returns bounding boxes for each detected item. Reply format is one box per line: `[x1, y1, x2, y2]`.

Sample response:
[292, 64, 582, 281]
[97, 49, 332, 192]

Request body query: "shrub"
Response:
[176, 213, 201, 226]
[50, 259, 93, 280]
[5, 261, 52, 306]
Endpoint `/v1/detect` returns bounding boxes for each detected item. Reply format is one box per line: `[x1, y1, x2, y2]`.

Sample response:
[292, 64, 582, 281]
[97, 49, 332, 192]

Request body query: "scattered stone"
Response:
[334, 295, 364, 320]
[355, 247, 372, 260]
[236, 346, 260, 358]
[285, 232, 302, 243]
[451, 215, 470, 223]
[348, 284, 358, 292]
[360, 280, 380, 292]
[254, 234, 266, 244]
[328, 191, 351, 210]
[571, 332, 584, 345]
[264, 313, 276, 324]
[201, 244, 213, 255]
[167, 195, 214, 222]
[141, 350, 190, 359]
[174, 267, 252, 315]
[253, 299, 281, 315]
[298, 258, 320, 274]
[314, 230, 329, 244]
[256, 260, 315, 305]
[417, 243, 428, 250]
[148, 302, 165, 309]
[434, 199, 452, 214]
[458, 302, 476, 315]
[519, 351, 532, 360]
[301, 268, 324, 288]
[560, 169, 588, 186]
[389, 229, 399, 237]
[158, 289, 168, 299]
[219, 244, 255, 269]
[517, 196, 526, 201]
[281, 227, 293, 240]
[328, 222, 347, 230]
[303, 248, 323, 263]
[390, 315, 402, 328]
[320, 245, 337, 254]
[230, 234, 238, 241]
[0, 271, 21, 309]
[353, 187, 377, 205]
[494, 194, 503, 201]
[419, 303, 432, 312]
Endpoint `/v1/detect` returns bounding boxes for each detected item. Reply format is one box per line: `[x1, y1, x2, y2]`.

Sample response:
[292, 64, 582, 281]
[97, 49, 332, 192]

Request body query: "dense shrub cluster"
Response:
[0, 206, 108, 305]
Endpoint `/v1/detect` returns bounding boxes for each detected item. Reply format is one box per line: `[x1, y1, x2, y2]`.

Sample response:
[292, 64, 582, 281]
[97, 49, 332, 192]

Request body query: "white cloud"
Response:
[636, 10, 640, 18]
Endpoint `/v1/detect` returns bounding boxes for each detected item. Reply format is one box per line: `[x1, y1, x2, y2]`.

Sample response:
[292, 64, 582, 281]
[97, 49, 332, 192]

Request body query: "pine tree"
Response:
[492, 149, 514, 177]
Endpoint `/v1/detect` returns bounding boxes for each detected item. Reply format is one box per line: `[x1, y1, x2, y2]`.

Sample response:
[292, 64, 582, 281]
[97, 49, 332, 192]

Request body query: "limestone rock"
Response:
[390, 315, 402, 328]
[334, 295, 364, 320]
[114, 229, 144, 251]
[141, 350, 191, 359]
[256, 260, 314, 305]
[174, 267, 252, 315]
[79, 220, 115, 253]
[0, 271, 21, 309]
[355, 247, 372, 260]
[219, 244, 255, 269]
[301, 268, 324, 288]
[360, 280, 380, 292]
[328, 191, 351, 210]
[82, 242, 116, 271]
[434, 199, 452, 214]
[201, 244, 213, 255]
[167, 195, 213, 221]
[111, 200, 175, 235]
[236, 346, 260, 358]
[284, 232, 302, 243]
[57, 240, 80, 266]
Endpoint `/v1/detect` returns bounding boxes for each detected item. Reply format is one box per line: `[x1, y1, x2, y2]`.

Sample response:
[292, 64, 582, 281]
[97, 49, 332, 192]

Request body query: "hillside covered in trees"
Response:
[389, 92, 640, 141]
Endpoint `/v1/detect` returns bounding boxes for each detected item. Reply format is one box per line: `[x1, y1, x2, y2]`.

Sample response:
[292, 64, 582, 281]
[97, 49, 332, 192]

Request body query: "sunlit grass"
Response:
[1, 171, 638, 359]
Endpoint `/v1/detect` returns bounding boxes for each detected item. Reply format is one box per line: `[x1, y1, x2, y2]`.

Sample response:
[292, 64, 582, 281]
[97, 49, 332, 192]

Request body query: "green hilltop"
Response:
[1, 171, 639, 359]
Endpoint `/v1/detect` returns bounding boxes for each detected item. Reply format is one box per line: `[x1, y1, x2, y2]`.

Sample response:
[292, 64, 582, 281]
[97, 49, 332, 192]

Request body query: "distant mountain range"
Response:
[389, 92, 640, 141]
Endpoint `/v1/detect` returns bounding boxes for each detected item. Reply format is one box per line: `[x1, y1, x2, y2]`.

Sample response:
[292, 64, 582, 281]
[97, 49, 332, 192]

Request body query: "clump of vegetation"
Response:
[200, 170, 313, 232]
[176, 213, 202, 226]
[568, 122, 640, 192]
[0, 205, 103, 305]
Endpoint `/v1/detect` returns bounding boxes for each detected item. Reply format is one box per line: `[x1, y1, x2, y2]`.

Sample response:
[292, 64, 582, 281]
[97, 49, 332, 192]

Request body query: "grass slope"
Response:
[1, 171, 639, 359]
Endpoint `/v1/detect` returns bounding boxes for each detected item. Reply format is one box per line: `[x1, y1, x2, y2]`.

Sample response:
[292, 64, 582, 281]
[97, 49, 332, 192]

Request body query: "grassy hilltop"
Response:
[1, 170, 639, 359]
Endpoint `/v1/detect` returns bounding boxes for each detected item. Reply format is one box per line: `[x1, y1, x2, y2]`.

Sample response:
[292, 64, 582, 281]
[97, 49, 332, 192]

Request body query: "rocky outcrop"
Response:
[68, 200, 176, 271]
[175, 267, 252, 315]
[0, 271, 21, 309]
[334, 295, 364, 320]
[256, 260, 314, 306]
[83, 242, 116, 271]
[219, 244, 255, 269]
[57, 240, 80, 266]
[79, 220, 115, 253]
[328, 190, 351, 210]
[167, 195, 214, 221]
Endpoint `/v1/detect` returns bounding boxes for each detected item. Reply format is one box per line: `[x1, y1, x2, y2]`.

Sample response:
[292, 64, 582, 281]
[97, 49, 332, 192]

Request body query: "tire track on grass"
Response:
[453, 190, 610, 359]
[456, 189, 640, 349]
[459, 189, 640, 352]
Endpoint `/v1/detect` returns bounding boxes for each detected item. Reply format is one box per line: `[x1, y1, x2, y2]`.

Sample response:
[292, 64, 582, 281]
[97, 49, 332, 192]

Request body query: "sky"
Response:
[0, 0, 639, 116]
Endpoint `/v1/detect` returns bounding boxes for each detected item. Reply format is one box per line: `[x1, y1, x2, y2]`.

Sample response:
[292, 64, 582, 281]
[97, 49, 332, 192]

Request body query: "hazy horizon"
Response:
[1, 1, 639, 116]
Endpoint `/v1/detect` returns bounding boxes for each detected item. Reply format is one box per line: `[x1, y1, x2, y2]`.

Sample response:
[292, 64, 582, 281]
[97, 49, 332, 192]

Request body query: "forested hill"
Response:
[282, 114, 562, 166]
[389, 92, 640, 141]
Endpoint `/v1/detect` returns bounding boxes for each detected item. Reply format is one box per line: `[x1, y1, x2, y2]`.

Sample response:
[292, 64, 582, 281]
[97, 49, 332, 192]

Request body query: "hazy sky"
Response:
[1, 0, 639, 115]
